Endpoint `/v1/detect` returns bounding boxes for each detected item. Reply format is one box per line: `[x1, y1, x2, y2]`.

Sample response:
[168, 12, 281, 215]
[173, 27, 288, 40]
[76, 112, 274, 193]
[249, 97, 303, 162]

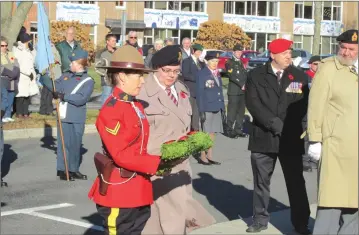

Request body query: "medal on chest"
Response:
[133, 105, 146, 119]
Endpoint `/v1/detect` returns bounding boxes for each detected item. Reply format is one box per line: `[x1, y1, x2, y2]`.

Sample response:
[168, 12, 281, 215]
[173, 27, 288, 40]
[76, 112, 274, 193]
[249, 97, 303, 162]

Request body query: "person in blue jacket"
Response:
[196, 52, 225, 166]
[43, 50, 94, 181]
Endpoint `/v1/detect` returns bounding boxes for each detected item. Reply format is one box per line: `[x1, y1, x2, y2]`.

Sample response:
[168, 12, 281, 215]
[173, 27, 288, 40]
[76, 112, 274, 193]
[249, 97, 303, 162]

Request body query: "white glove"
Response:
[308, 142, 322, 161]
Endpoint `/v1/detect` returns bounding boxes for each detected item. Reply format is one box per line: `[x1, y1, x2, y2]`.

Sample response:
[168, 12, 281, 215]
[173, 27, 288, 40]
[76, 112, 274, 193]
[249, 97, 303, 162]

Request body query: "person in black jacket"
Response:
[225, 44, 248, 138]
[181, 44, 205, 131]
[244, 39, 310, 235]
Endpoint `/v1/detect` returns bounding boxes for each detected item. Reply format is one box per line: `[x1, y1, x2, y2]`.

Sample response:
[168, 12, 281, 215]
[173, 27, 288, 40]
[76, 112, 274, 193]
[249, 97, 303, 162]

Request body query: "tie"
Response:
[276, 71, 282, 85]
[351, 65, 357, 73]
[166, 87, 178, 106]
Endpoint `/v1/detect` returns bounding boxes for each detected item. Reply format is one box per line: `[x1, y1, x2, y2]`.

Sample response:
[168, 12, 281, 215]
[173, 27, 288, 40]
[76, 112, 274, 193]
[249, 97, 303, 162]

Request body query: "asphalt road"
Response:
[1, 133, 318, 234]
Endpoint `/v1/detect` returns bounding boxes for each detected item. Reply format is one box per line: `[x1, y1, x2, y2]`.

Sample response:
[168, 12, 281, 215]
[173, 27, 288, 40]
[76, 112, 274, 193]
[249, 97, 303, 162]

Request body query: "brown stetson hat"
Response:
[96, 45, 156, 72]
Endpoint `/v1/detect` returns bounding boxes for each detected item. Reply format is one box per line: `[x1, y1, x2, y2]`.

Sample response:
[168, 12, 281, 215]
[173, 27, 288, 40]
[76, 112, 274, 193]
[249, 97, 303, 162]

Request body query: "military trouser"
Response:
[57, 122, 85, 172]
[96, 204, 151, 235]
[0, 125, 3, 178]
[227, 94, 245, 134]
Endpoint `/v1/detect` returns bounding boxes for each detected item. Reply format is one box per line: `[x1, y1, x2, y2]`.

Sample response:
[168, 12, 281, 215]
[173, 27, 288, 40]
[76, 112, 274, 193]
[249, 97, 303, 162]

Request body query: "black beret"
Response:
[233, 44, 243, 51]
[20, 33, 32, 43]
[151, 45, 182, 68]
[308, 55, 321, 64]
[205, 51, 221, 61]
[336, 29, 358, 44]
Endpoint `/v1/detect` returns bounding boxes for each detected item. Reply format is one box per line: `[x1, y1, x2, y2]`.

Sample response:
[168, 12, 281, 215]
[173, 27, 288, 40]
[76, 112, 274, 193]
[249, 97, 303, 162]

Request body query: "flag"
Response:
[35, 2, 54, 74]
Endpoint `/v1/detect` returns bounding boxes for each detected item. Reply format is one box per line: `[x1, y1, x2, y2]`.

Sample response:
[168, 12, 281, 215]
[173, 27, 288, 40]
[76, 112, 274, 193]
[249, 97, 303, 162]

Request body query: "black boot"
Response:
[57, 171, 75, 181]
[1, 179, 8, 187]
[71, 172, 87, 180]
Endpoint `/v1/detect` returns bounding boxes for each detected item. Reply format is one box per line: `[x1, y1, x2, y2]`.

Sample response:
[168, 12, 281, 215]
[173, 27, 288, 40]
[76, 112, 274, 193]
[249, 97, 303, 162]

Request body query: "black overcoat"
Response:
[245, 62, 309, 155]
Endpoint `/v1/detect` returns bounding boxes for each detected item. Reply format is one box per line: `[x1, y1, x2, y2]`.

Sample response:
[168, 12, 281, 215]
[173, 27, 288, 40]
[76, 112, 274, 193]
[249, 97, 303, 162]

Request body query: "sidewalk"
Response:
[190, 204, 317, 235]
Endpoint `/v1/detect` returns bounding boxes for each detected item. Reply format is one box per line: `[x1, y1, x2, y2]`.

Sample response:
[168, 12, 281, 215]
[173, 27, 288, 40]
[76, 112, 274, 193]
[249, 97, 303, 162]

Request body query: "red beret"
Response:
[268, 39, 293, 54]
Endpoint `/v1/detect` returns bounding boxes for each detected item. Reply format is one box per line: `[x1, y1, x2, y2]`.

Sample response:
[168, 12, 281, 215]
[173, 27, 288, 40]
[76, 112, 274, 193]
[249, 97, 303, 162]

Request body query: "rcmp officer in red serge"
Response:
[245, 38, 311, 234]
[88, 45, 164, 235]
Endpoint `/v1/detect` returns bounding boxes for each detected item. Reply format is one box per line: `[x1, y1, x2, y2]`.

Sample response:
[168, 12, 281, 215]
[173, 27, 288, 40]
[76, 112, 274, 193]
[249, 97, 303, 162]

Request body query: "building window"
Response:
[244, 32, 278, 52]
[74, 1, 95, 4]
[246, 32, 256, 50]
[145, 1, 205, 12]
[89, 26, 95, 43]
[330, 37, 338, 54]
[323, 1, 342, 21]
[293, 35, 314, 53]
[320, 36, 338, 54]
[115, 1, 126, 9]
[30, 22, 38, 44]
[295, 1, 314, 19]
[142, 29, 198, 45]
[224, 1, 279, 17]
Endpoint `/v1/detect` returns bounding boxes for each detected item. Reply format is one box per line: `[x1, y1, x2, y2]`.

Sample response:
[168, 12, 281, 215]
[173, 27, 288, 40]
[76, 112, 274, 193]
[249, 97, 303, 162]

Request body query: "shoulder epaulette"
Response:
[106, 97, 118, 107]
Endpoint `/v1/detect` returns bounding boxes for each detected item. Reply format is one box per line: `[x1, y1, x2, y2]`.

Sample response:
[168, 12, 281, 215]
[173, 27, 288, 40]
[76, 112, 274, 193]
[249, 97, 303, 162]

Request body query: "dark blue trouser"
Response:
[57, 122, 85, 172]
[0, 126, 3, 178]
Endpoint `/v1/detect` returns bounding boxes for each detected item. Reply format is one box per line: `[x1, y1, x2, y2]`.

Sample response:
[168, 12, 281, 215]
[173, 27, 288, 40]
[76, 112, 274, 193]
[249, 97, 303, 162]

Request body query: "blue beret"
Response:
[68, 50, 88, 62]
[151, 45, 182, 68]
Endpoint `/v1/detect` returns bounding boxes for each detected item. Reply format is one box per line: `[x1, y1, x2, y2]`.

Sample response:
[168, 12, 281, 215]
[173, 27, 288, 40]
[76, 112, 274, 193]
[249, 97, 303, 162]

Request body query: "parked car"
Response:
[299, 54, 334, 71]
[218, 50, 259, 75]
[247, 49, 312, 71]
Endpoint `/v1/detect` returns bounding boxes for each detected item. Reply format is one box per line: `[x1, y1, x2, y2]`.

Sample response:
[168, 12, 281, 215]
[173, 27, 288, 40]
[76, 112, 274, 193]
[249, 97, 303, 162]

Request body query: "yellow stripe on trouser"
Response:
[108, 208, 120, 235]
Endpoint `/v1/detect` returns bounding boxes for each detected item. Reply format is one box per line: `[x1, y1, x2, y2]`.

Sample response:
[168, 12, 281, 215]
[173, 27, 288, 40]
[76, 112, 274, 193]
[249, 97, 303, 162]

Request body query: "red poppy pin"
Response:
[76, 77, 81, 81]
[180, 91, 187, 99]
[10, 57, 14, 61]
[288, 74, 294, 80]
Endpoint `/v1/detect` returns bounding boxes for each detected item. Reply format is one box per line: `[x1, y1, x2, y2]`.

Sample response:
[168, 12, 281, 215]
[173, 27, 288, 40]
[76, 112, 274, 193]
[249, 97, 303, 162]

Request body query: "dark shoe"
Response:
[198, 159, 211, 165]
[236, 132, 249, 138]
[246, 222, 268, 233]
[294, 226, 311, 235]
[71, 172, 87, 180]
[303, 164, 312, 172]
[1, 179, 8, 187]
[58, 171, 75, 181]
[207, 159, 221, 165]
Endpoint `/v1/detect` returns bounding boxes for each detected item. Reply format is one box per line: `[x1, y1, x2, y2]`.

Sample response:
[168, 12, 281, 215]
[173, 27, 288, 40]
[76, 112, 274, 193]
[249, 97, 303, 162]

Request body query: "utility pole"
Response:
[312, 1, 323, 55]
[121, 11, 127, 46]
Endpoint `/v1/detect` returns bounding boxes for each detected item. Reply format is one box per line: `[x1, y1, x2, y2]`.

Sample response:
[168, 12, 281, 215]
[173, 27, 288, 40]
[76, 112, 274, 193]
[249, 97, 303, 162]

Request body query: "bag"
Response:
[59, 77, 92, 120]
[94, 152, 114, 196]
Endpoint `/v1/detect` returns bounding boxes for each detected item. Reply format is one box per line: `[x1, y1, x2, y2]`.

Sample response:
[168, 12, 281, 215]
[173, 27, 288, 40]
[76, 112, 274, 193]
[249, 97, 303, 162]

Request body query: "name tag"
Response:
[286, 82, 303, 94]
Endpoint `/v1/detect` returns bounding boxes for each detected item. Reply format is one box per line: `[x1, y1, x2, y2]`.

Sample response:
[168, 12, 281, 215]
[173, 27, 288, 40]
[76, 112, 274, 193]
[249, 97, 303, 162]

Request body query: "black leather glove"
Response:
[200, 112, 206, 123]
[29, 73, 34, 81]
[53, 92, 65, 101]
[269, 117, 283, 136]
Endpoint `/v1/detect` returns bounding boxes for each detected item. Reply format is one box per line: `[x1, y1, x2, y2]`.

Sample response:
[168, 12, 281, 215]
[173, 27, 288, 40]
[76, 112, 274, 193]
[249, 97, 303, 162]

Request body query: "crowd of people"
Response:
[1, 25, 358, 235]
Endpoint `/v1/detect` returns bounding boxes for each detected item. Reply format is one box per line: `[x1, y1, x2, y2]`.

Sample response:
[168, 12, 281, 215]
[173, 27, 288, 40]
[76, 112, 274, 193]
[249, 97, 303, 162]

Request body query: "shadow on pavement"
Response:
[1, 202, 7, 207]
[192, 173, 289, 222]
[1, 144, 18, 179]
[40, 123, 57, 153]
[82, 213, 103, 235]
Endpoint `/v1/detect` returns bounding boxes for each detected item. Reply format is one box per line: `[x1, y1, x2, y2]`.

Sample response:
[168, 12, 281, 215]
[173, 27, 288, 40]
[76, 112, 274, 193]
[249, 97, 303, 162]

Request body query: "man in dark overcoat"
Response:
[244, 38, 310, 235]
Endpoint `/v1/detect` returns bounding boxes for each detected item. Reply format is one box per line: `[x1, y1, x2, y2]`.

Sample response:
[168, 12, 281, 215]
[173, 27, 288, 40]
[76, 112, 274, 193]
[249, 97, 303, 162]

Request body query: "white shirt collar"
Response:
[354, 60, 358, 71]
[191, 54, 199, 63]
[184, 48, 191, 55]
[271, 64, 284, 78]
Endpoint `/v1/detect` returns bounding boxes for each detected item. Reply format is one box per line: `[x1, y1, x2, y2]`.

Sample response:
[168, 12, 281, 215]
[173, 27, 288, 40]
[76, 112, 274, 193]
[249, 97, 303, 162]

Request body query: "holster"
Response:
[94, 152, 136, 196]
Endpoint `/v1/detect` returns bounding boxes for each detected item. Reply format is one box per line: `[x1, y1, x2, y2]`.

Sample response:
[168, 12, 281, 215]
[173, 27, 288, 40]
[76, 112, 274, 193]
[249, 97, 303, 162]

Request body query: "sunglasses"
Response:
[129, 37, 137, 39]
[1, 45, 8, 47]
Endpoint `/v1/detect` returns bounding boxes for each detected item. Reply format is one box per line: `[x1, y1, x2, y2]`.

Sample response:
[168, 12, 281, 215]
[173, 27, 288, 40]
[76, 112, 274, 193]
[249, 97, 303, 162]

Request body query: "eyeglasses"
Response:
[129, 37, 137, 39]
[1, 45, 8, 47]
[161, 68, 181, 75]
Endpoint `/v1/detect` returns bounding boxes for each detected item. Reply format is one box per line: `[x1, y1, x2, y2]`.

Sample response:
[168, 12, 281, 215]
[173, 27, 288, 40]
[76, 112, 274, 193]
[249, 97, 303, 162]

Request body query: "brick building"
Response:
[23, 1, 358, 54]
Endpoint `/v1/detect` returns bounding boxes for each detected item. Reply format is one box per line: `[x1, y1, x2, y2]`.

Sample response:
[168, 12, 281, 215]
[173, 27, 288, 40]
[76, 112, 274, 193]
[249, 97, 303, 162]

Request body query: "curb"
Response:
[4, 124, 97, 141]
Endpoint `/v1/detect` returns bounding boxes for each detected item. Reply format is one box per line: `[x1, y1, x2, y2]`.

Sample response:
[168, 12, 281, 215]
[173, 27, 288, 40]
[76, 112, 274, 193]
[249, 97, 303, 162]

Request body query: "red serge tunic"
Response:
[88, 87, 161, 208]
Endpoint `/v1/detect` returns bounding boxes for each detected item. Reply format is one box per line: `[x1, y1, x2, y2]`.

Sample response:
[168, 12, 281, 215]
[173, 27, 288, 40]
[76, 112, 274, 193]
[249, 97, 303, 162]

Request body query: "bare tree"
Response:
[1, 2, 33, 49]
[312, 1, 322, 55]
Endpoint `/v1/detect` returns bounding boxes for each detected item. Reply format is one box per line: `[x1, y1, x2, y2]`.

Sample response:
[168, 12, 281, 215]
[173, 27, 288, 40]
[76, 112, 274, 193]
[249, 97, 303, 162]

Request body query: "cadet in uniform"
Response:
[181, 43, 205, 131]
[245, 39, 310, 234]
[307, 29, 358, 235]
[88, 45, 162, 235]
[225, 44, 248, 138]
[44, 50, 94, 181]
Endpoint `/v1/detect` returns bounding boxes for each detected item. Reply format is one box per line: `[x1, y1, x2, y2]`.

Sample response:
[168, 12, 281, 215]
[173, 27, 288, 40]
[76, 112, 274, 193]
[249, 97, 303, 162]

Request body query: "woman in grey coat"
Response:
[144, 38, 164, 69]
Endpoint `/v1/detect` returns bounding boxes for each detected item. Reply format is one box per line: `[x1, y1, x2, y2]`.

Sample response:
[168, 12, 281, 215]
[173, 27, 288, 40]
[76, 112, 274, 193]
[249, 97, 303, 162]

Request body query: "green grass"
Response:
[88, 66, 102, 93]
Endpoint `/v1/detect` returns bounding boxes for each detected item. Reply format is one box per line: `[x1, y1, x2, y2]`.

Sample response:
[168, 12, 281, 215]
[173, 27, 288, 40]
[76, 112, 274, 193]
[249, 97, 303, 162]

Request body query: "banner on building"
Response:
[144, 9, 208, 30]
[223, 14, 281, 34]
[56, 2, 99, 25]
[293, 19, 343, 36]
